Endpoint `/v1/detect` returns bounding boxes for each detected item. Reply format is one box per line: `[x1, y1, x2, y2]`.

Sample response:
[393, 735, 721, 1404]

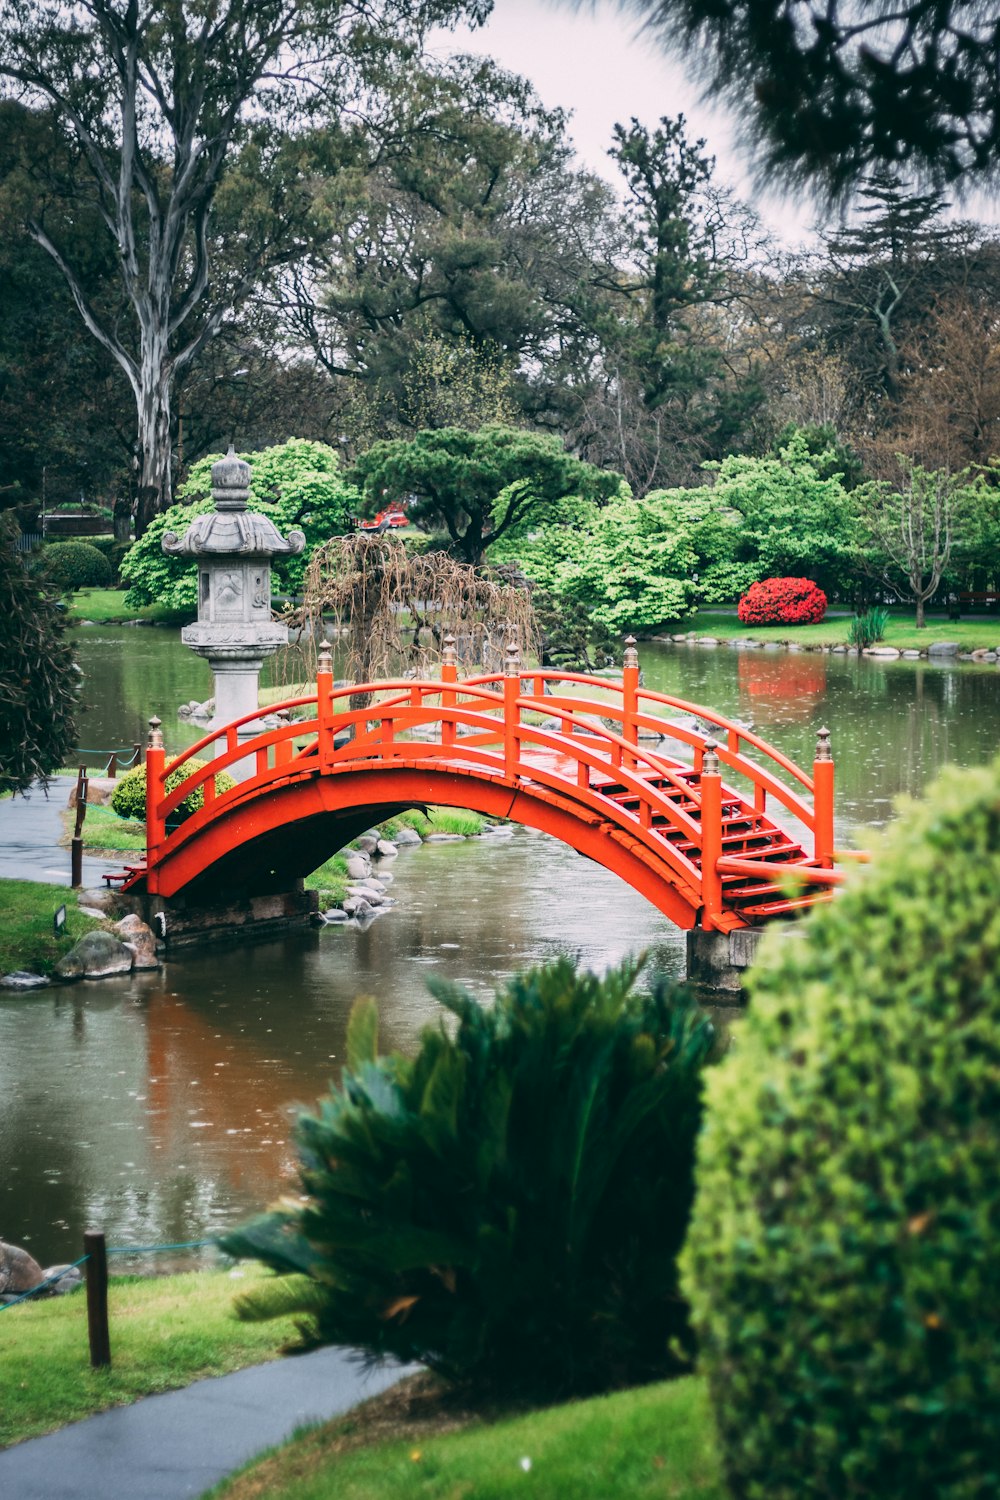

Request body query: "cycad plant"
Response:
[222, 957, 716, 1399]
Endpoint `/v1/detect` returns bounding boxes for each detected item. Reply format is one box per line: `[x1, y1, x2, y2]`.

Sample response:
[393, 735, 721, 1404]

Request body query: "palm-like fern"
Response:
[222, 956, 715, 1398]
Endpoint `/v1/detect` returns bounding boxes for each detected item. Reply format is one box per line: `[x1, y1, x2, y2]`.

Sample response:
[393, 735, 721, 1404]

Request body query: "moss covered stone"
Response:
[681, 755, 1000, 1500]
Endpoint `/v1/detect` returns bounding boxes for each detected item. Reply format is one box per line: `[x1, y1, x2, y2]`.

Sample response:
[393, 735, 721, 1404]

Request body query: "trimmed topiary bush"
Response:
[737, 575, 827, 625]
[111, 758, 236, 823]
[40, 541, 113, 592]
[681, 754, 1000, 1500]
[222, 956, 717, 1400]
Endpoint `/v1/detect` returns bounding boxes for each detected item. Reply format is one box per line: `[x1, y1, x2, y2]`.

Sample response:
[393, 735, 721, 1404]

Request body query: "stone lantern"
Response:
[162, 448, 304, 769]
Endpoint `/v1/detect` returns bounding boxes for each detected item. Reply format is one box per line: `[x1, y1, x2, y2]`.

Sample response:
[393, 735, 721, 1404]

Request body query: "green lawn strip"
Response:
[671, 611, 1000, 651]
[209, 1373, 723, 1500]
[0, 879, 108, 978]
[66, 588, 189, 626]
[0, 1266, 299, 1449]
[68, 802, 147, 855]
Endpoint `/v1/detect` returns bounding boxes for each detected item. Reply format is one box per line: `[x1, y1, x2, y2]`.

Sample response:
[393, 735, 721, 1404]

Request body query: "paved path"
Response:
[0, 781, 110, 887]
[0, 1347, 411, 1499]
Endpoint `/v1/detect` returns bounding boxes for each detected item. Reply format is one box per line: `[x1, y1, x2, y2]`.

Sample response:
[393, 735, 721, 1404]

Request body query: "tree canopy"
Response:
[0, 0, 491, 530]
[351, 425, 622, 565]
[613, 0, 1000, 197]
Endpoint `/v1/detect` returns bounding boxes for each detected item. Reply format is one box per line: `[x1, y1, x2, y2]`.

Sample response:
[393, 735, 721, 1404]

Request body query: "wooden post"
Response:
[145, 718, 165, 895]
[813, 726, 835, 867]
[71, 765, 87, 887]
[316, 640, 334, 761]
[622, 635, 639, 766]
[441, 634, 457, 750]
[84, 1229, 111, 1369]
[700, 739, 723, 930]
[503, 641, 521, 778]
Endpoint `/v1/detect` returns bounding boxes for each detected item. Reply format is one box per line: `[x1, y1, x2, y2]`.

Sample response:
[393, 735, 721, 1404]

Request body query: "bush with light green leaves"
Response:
[681, 753, 1000, 1500]
[121, 438, 360, 614]
[222, 956, 716, 1400]
[111, 758, 235, 823]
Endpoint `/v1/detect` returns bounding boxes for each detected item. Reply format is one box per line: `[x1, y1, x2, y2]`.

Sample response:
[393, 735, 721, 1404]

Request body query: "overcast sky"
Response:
[428, 0, 821, 248]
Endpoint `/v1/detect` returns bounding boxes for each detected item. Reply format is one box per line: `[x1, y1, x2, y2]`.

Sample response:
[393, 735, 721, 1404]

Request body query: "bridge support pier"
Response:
[139, 885, 319, 954]
[686, 927, 763, 1003]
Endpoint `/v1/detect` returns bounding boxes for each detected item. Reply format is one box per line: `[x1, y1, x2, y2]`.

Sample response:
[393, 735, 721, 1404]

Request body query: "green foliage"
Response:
[509, 488, 717, 631]
[682, 754, 1000, 1500]
[39, 540, 113, 591]
[121, 440, 359, 612]
[351, 425, 621, 566]
[223, 956, 716, 1400]
[0, 519, 78, 794]
[848, 605, 890, 649]
[110, 758, 236, 823]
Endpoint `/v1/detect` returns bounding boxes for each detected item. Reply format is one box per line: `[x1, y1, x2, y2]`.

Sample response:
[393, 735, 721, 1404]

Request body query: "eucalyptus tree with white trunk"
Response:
[0, 0, 490, 533]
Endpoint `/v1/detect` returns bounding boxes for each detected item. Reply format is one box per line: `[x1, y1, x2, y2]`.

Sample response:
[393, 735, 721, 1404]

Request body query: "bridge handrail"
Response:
[463, 668, 813, 792]
[144, 659, 839, 911]
[150, 698, 711, 896]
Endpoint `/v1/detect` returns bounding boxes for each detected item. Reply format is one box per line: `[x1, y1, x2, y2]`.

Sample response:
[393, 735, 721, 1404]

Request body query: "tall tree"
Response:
[0, 0, 489, 533]
[274, 55, 621, 443]
[599, 1, 1000, 197]
[574, 115, 767, 492]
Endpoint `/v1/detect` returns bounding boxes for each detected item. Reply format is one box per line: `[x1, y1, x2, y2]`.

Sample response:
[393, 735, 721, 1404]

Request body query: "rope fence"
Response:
[1, 1230, 223, 1368]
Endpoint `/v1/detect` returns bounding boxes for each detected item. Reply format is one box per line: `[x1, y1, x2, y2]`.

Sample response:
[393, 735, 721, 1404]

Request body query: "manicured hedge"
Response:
[40, 541, 113, 591]
[682, 754, 1000, 1500]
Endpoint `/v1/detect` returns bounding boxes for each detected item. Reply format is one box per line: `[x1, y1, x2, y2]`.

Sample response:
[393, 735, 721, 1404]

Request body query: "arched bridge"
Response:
[128, 640, 861, 933]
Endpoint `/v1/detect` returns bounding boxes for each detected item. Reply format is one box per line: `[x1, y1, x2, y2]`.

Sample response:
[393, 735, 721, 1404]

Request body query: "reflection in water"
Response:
[3, 630, 998, 1263]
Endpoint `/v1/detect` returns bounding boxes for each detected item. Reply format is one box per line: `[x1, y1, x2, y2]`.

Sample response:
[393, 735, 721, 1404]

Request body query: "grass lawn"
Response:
[675, 610, 1000, 652]
[0, 1266, 300, 1449]
[0, 879, 107, 978]
[66, 588, 189, 626]
[209, 1372, 723, 1500]
[69, 802, 147, 855]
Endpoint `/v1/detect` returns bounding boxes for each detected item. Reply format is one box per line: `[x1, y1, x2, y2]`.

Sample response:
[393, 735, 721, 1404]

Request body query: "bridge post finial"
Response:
[813, 726, 835, 867]
[317, 640, 333, 674]
[623, 634, 639, 670]
[504, 641, 521, 677]
[702, 737, 720, 775]
[442, 633, 457, 666]
[147, 715, 163, 751]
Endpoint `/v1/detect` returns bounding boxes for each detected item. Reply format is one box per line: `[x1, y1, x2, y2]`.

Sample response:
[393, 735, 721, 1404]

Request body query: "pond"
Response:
[2, 628, 997, 1269]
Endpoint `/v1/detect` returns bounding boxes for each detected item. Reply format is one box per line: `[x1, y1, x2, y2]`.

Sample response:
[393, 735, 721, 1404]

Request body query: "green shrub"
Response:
[223, 956, 716, 1400]
[40, 541, 113, 591]
[848, 604, 891, 649]
[111, 758, 236, 822]
[681, 755, 1000, 1500]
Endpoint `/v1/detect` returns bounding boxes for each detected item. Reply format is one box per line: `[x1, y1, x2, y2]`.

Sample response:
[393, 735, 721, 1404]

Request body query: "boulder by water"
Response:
[0, 1240, 44, 1296]
[114, 913, 160, 970]
[55, 930, 134, 981]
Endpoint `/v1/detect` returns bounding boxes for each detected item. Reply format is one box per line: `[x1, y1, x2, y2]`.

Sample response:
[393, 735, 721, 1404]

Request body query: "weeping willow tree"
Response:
[283, 534, 537, 694]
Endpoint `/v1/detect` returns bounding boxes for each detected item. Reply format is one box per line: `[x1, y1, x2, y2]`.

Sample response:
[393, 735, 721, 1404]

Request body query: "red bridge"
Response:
[129, 639, 860, 934]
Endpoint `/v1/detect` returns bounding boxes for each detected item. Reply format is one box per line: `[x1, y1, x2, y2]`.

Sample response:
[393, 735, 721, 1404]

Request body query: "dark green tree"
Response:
[0, 518, 77, 793]
[605, 1, 1000, 197]
[277, 55, 622, 442]
[351, 425, 622, 565]
[0, 0, 490, 533]
[576, 115, 767, 492]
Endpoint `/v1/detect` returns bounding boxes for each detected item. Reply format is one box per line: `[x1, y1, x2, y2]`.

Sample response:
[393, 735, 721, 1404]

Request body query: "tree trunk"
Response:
[134, 352, 173, 537]
[915, 595, 926, 629]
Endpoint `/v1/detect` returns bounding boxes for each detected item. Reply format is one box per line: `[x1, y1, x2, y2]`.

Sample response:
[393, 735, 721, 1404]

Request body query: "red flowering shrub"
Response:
[737, 577, 827, 626]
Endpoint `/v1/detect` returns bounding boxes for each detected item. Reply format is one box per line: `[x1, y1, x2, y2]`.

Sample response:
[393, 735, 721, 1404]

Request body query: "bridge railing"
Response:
[144, 637, 844, 916]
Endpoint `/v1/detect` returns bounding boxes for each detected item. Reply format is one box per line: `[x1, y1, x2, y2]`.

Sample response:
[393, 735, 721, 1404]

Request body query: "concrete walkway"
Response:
[0, 780, 110, 887]
[0, 1347, 411, 1500]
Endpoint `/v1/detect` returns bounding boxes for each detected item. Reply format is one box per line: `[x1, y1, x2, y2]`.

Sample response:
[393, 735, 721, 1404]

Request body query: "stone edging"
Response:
[648, 633, 1000, 663]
